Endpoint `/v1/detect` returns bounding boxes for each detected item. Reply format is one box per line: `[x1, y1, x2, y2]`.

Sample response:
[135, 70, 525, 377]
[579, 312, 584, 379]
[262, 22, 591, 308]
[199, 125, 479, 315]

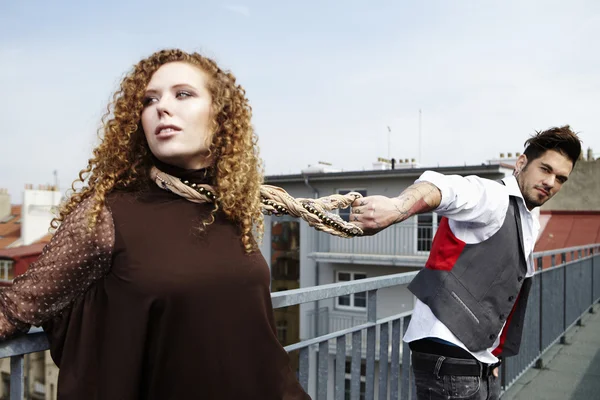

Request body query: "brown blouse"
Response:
[0, 165, 310, 400]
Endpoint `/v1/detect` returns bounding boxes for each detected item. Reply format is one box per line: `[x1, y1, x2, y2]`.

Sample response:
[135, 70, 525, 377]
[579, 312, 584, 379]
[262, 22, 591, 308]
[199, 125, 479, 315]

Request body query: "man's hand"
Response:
[349, 182, 441, 236]
[347, 195, 403, 236]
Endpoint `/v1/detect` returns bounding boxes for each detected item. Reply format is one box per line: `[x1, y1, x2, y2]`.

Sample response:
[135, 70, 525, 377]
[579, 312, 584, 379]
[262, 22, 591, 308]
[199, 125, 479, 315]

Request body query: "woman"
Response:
[0, 49, 310, 399]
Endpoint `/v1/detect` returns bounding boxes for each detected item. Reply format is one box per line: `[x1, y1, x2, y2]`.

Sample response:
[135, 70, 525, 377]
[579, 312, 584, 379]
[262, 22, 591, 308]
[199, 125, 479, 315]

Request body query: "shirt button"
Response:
[508, 296, 515, 302]
[489, 334, 495, 340]
[499, 314, 506, 320]
[518, 276, 523, 282]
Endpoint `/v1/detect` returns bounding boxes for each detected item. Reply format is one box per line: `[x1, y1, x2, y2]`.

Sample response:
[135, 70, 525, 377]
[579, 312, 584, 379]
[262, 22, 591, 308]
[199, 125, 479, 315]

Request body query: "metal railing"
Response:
[0, 244, 599, 399]
[271, 243, 600, 399]
[306, 307, 368, 338]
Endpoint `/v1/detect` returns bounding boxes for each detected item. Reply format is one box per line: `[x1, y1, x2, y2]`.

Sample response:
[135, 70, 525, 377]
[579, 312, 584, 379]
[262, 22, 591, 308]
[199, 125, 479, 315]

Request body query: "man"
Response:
[350, 126, 581, 400]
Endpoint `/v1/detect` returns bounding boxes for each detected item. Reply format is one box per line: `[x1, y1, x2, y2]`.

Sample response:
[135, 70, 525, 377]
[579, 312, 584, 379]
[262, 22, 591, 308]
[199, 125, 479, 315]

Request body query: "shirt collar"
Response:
[502, 175, 540, 224]
[502, 175, 523, 198]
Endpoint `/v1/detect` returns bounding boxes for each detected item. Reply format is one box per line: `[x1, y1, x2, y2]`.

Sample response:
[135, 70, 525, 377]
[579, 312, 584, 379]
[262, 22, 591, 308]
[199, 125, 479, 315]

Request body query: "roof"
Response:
[265, 163, 508, 184]
[535, 211, 600, 252]
[0, 205, 21, 248]
[0, 242, 46, 260]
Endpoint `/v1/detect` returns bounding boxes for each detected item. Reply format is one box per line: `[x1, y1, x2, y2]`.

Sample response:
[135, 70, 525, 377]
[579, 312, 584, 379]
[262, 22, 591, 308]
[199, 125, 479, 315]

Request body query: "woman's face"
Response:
[141, 62, 213, 169]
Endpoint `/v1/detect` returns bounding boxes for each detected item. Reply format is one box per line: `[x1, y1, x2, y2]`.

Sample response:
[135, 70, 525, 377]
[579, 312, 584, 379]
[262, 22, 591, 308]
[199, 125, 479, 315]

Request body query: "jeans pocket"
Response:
[450, 375, 481, 399]
[413, 370, 446, 399]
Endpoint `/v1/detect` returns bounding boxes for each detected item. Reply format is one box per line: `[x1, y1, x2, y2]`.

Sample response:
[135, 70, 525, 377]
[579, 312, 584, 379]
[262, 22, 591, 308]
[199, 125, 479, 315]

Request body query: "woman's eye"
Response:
[176, 91, 192, 99]
[142, 97, 157, 106]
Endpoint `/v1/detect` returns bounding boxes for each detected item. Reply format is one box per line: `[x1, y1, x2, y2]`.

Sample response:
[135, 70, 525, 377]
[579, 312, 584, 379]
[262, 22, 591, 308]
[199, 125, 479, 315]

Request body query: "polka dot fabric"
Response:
[0, 196, 114, 340]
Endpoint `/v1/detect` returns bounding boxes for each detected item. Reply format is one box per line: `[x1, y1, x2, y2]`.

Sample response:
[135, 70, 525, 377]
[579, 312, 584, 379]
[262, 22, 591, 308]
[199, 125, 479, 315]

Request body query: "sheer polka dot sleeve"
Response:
[0, 196, 115, 340]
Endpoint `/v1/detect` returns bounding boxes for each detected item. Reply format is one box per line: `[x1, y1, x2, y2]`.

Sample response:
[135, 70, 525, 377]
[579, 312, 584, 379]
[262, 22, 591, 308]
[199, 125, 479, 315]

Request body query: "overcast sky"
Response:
[1, 0, 599, 200]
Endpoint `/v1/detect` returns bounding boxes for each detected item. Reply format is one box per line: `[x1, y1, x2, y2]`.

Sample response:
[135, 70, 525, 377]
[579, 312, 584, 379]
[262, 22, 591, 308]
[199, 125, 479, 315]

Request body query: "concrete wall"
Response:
[542, 159, 600, 211]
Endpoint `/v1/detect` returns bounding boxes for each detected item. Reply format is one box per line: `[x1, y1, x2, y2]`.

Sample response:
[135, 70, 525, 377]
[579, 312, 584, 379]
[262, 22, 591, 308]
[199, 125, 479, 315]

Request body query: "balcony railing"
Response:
[315, 223, 436, 257]
[272, 243, 600, 399]
[307, 307, 367, 338]
[0, 244, 599, 399]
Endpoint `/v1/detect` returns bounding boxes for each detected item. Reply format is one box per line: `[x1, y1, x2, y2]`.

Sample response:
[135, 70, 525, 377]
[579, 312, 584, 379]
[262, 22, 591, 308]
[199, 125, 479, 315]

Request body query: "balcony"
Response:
[0, 244, 599, 399]
[311, 223, 436, 266]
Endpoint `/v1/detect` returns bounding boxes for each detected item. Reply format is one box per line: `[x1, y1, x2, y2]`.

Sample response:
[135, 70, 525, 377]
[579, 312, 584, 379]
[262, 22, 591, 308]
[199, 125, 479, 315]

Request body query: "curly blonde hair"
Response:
[52, 49, 264, 253]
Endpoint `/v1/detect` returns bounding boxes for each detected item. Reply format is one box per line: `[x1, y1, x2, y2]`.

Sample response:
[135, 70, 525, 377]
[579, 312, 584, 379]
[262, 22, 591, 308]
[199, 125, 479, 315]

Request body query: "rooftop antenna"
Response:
[387, 126, 392, 159]
[418, 109, 422, 164]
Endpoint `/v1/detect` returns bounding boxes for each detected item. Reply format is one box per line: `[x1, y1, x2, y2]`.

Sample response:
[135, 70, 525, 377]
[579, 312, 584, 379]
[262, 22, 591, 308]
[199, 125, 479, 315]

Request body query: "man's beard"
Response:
[522, 185, 551, 209]
[522, 189, 544, 209]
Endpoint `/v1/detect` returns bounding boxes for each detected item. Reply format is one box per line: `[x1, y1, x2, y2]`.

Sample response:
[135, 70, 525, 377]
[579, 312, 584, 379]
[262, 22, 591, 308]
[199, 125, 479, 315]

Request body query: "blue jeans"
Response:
[411, 351, 501, 400]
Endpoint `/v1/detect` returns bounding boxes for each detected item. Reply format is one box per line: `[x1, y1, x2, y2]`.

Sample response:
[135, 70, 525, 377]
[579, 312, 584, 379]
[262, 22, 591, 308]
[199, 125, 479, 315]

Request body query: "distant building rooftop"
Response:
[266, 163, 511, 183]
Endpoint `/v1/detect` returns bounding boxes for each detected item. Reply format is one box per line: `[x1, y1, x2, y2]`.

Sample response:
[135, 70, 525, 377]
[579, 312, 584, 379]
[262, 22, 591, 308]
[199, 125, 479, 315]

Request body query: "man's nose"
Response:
[543, 174, 556, 188]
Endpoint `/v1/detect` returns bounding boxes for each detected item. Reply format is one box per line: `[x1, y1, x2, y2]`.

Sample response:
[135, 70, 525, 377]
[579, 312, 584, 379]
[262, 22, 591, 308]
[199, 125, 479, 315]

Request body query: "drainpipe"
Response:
[303, 175, 320, 336]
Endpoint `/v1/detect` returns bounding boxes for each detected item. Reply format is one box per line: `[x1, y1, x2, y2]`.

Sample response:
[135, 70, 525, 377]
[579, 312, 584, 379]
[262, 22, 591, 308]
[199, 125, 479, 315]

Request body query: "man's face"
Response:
[515, 150, 573, 210]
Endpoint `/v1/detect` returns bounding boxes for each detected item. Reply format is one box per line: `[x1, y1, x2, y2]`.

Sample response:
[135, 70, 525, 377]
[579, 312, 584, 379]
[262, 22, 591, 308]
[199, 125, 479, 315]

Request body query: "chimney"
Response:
[500, 153, 505, 158]
[507, 152, 513, 158]
[0, 189, 10, 220]
[588, 147, 594, 161]
[22, 184, 62, 245]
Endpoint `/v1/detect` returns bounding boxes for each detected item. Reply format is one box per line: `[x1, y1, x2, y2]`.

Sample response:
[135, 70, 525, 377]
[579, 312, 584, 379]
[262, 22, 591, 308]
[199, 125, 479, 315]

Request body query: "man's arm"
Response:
[350, 182, 441, 236]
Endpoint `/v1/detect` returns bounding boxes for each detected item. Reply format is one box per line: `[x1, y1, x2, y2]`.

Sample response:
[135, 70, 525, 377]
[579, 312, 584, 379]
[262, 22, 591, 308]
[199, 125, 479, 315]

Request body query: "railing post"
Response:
[365, 290, 377, 400]
[299, 348, 309, 392]
[592, 247, 596, 314]
[10, 355, 24, 400]
[318, 341, 329, 400]
[561, 252, 568, 344]
[500, 359, 507, 390]
[537, 256, 544, 368]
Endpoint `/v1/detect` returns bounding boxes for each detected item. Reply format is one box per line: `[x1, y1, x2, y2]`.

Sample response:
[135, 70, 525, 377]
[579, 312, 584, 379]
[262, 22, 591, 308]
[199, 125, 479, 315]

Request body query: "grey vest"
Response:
[408, 197, 531, 356]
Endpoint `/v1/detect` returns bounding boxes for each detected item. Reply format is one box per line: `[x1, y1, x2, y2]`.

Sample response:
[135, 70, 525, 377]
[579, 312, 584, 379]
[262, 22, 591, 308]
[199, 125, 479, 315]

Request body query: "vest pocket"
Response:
[451, 291, 480, 324]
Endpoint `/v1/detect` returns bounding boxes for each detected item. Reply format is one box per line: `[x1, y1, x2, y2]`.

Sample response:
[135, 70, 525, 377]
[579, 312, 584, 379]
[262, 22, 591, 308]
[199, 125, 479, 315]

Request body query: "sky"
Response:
[1, 0, 599, 200]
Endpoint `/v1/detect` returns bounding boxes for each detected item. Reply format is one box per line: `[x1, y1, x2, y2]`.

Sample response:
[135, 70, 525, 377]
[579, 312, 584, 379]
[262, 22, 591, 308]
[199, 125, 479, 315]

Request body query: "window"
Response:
[344, 360, 366, 400]
[336, 272, 367, 310]
[0, 260, 14, 282]
[1, 372, 9, 400]
[417, 213, 442, 252]
[276, 320, 288, 344]
[337, 189, 367, 222]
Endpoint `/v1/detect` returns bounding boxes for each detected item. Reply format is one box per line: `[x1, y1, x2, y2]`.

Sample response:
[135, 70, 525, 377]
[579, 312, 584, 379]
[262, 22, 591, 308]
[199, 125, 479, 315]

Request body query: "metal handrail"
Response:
[0, 243, 598, 400]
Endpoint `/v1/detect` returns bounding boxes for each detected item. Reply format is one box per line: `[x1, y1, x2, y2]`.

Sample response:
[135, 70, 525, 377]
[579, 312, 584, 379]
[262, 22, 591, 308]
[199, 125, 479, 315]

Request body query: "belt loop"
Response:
[478, 361, 484, 378]
[434, 356, 446, 378]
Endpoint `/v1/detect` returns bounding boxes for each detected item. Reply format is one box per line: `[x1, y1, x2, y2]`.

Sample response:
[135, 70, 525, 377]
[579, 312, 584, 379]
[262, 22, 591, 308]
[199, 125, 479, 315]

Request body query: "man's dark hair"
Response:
[523, 125, 582, 167]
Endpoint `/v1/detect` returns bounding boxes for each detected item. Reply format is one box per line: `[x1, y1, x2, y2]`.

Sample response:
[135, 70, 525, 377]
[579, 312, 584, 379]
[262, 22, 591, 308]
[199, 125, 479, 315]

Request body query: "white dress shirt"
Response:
[403, 171, 540, 364]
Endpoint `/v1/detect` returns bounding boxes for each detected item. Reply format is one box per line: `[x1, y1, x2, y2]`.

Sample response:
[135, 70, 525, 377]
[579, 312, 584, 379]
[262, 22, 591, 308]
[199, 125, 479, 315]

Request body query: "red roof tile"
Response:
[0, 243, 46, 260]
[0, 205, 22, 249]
[535, 211, 600, 251]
